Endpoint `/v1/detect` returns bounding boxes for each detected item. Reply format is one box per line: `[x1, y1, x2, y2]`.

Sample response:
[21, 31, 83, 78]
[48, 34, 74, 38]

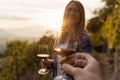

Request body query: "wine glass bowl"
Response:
[54, 48, 76, 57]
[54, 30, 77, 57]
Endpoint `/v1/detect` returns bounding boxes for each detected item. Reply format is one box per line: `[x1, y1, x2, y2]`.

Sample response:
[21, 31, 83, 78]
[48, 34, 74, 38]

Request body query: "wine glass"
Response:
[37, 44, 50, 75]
[53, 30, 77, 80]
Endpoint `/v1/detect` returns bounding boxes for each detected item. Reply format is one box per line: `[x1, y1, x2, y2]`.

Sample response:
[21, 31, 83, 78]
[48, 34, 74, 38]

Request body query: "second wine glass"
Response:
[37, 44, 50, 75]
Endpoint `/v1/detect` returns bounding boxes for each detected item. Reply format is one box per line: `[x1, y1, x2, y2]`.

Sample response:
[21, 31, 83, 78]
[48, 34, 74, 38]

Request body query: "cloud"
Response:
[0, 0, 68, 19]
[0, 0, 68, 9]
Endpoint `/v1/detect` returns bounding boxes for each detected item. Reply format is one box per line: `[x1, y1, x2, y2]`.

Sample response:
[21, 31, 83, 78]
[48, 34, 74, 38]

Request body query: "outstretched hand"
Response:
[61, 53, 102, 80]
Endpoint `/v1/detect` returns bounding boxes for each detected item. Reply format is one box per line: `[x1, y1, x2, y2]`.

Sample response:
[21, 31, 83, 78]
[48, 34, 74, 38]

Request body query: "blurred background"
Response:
[0, 0, 120, 80]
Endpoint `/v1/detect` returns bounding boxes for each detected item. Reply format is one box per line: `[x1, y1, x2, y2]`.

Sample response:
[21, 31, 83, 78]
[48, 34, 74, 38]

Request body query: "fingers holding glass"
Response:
[60, 53, 88, 68]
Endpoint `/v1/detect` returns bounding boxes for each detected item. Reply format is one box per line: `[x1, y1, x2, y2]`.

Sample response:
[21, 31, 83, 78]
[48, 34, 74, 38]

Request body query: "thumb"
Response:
[61, 64, 75, 76]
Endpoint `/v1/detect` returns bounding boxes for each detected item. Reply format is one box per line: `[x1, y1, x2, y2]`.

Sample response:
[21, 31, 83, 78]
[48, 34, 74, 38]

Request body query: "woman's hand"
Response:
[42, 59, 54, 69]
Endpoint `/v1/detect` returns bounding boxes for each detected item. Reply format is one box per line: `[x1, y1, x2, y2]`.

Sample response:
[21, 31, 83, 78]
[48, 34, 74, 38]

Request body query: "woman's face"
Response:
[66, 2, 81, 25]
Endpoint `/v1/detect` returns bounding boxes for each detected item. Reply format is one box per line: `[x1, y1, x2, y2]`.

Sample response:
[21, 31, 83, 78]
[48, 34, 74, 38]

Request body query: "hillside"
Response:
[0, 26, 54, 52]
[7, 25, 52, 37]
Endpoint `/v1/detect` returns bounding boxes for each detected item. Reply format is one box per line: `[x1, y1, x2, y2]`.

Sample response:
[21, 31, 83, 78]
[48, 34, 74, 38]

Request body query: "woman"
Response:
[60, 0, 91, 53]
[51, 0, 92, 80]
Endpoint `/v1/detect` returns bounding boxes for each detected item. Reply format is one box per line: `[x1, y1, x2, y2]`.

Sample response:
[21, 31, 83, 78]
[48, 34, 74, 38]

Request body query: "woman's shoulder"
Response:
[80, 32, 91, 39]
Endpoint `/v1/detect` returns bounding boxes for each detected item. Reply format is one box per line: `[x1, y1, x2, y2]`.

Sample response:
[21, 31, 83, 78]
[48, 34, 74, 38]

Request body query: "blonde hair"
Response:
[61, 0, 87, 42]
[61, 0, 87, 41]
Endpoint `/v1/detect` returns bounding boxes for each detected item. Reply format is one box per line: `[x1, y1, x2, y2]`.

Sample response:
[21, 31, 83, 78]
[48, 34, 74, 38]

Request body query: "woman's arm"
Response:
[81, 34, 92, 53]
[77, 34, 92, 54]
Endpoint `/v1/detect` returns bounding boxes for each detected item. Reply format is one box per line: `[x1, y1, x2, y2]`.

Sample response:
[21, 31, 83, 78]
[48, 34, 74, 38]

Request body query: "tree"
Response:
[86, 0, 120, 79]
[102, 7, 120, 48]
[0, 31, 55, 80]
[87, 0, 120, 52]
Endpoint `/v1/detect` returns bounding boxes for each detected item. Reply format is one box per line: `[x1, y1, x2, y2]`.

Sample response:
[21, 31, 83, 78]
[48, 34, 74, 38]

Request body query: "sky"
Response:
[0, 0, 105, 30]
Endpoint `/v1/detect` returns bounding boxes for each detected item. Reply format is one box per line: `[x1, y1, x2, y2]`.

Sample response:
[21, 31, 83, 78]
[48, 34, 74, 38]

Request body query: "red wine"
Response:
[54, 48, 76, 56]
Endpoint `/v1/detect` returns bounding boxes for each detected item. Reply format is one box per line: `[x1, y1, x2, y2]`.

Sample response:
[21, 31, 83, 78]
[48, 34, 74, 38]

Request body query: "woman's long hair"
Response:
[60, 0, 87, 43]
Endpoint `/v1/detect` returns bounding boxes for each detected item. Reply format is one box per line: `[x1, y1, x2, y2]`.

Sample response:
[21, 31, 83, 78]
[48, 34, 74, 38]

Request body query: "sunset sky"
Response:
[0, 0, 105, 30]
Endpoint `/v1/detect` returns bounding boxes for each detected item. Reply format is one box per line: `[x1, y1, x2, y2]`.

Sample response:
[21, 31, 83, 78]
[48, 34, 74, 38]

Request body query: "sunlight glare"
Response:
[31, 9, 64, 31]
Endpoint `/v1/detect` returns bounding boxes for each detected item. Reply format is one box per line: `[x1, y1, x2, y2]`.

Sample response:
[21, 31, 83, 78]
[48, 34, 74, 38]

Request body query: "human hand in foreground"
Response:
[61, 53, 102, 80]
